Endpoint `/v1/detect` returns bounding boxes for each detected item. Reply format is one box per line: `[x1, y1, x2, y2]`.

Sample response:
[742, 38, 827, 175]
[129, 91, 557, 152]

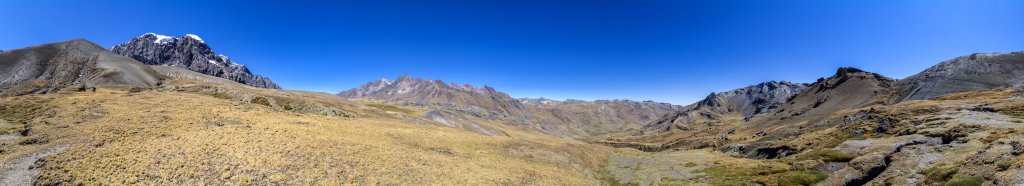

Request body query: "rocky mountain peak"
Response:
[835, 67, 865, 76]
[338, 75, 527, 117]
[639, 80, 808, 134]
[112, 33, 280, 89]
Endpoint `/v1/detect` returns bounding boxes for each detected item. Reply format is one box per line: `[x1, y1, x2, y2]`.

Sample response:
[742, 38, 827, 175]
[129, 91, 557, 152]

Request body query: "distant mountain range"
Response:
[111, 33, 280, 89]
[338, 74, 683, 137]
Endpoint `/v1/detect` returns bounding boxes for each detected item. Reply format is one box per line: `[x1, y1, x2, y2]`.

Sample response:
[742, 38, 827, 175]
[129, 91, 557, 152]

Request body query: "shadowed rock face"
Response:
[892, 52, 1024, 103]
[111, 33, 280, 89]
[0, 39, 162, 96]
[639, 81, 808, 134]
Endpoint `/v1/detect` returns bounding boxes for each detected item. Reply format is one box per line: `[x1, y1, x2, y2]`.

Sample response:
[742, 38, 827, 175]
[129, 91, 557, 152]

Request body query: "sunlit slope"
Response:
[0, 84, 617, 185]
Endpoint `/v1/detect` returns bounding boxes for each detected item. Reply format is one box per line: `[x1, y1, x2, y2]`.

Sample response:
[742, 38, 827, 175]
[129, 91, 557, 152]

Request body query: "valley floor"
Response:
[2, 84, 1024, 185]
[0, 90, 620, 185]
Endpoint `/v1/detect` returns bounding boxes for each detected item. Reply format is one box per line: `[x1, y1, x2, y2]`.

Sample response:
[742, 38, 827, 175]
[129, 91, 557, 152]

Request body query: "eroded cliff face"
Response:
[111, 33, 279, 89]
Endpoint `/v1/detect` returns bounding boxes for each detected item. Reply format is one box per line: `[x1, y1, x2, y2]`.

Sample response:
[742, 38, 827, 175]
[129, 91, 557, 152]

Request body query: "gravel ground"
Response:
[1, 146, 68, 186]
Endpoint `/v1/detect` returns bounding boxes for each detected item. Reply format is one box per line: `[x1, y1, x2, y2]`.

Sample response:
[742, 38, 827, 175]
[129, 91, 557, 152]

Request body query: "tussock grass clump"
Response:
[207, 92, 233, 100]
[923, 165, 960, 184]
[944, 175, 983, 186]
[250, 96, 271, 107]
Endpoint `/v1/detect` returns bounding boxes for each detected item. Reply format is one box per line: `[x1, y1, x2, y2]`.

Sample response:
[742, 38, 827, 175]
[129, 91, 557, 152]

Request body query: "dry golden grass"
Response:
[0, 89, 618, 185]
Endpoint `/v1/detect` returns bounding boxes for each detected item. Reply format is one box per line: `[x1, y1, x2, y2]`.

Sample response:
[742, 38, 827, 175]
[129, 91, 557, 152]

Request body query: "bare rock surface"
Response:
[821, 135, 941, 186]
[892, 52, 1024, 102]
[111, 33, 279, 89]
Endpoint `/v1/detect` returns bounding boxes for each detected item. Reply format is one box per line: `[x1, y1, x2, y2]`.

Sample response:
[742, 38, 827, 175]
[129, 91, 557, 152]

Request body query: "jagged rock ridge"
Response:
[891, 52, 1024, 103]
[639, 81, 809, 134]
[111, 33, 280, 89]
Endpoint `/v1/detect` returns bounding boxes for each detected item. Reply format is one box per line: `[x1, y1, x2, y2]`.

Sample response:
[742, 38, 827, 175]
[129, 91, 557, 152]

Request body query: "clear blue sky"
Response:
[2, 0, 1022, 104]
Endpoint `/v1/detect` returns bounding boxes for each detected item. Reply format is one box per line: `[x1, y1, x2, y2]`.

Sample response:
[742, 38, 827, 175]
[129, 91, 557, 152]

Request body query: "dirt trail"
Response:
[1, 146, 68, 186]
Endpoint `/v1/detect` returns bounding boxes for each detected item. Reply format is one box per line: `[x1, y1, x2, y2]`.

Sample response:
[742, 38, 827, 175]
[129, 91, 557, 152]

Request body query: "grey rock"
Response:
[821, 135, 941, 186]
[111, 33, 280, 89]
[891, 52, 1024, 102]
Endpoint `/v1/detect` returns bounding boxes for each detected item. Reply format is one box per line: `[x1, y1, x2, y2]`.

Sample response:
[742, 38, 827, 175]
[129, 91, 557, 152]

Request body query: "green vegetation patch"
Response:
[207, 92, 234, 100]
[683, 162, 699, 167]
[791, 149, 856, 162]
[755, 171, 829, 186]
[923, 165, 959, 183]
[698, 162, 790, 186]
[367, 103, 414, 114]
[944, 176, 983, 186]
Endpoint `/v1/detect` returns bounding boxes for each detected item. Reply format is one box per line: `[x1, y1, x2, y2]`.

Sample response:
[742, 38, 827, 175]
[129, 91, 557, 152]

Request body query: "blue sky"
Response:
[2, 0, 1022, 104]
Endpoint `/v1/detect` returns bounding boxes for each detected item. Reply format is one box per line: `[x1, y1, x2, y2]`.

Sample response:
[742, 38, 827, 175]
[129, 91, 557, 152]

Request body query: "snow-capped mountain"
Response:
[111, 33, 280, 89]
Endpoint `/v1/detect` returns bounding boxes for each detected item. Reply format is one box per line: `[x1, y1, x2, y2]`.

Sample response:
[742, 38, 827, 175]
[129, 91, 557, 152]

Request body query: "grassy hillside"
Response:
[0, 82, 620, 185]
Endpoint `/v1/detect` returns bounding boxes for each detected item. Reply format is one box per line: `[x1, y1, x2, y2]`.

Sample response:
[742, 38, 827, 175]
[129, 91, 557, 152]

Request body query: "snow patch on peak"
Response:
[184, 34, 204, 43]
[142, 33, 175, 44]
[207, 60, 219, 65]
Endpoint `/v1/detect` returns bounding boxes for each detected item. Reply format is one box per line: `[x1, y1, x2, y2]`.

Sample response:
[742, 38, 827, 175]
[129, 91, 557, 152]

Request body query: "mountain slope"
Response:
[338, 74, 529, 119]
[0, 39, 162, 96]
[111, 33, 280, 89]
[638, 81, 808, 135]
[520, 98, 684, 135]
[339, 75, 682, 137]
[891, 52, 1024, 102]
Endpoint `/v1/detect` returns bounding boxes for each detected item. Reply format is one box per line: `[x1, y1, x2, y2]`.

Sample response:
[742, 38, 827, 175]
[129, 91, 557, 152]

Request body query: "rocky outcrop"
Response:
[111, 33, 280, 89]
[821, 135, 942, 186]
[891, 52, 1024, 103]
[0, 39, 162, 96]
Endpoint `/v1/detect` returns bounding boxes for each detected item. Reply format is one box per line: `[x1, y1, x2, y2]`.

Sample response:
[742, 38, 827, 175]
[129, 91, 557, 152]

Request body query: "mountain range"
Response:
[2, 36, 1024, 185]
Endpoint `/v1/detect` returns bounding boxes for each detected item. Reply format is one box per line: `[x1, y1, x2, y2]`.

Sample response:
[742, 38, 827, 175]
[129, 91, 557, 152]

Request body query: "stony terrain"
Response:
[111, 33, 279, 89]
